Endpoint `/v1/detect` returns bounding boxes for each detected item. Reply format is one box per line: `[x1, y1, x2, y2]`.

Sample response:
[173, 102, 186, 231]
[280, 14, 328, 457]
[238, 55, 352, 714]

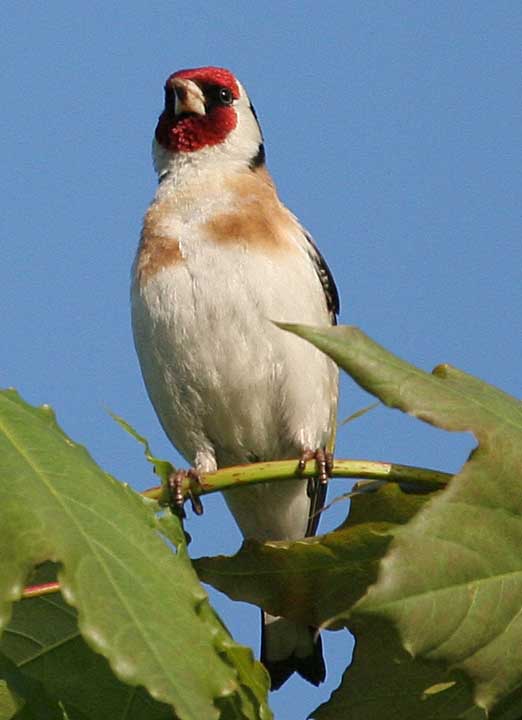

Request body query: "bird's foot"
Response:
[298, 448, 333, 494]
[167, 468, 204, 518]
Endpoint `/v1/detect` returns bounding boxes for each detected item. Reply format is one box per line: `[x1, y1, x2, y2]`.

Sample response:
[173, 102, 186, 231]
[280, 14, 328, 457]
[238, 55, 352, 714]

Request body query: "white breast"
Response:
[132, 172, 338, 540]
[132, 228, 337, 463]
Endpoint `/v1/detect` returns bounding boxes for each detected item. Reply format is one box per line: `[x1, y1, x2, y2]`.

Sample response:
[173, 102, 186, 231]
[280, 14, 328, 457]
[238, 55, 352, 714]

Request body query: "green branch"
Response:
[142, 458, 452, 504]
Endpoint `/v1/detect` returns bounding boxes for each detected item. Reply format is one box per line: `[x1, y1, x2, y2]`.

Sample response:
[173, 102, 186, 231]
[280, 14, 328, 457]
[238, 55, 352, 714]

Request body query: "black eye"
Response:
[218, 87, 233, 105]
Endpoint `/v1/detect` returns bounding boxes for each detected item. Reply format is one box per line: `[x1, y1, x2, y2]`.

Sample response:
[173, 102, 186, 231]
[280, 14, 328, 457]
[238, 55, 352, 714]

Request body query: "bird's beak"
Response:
[172, 78, 206, 116]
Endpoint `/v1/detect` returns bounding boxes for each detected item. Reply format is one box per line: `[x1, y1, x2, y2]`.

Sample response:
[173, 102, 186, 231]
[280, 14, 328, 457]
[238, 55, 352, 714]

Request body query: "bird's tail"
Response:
[260, 611, 326, 690]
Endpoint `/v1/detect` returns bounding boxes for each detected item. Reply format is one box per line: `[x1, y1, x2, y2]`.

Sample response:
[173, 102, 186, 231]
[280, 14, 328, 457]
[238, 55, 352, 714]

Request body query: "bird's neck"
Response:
[155, 137, 258, 187]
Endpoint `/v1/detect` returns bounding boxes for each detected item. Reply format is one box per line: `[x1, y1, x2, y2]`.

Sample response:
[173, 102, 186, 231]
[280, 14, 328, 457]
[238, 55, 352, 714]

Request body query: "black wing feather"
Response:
[303, 231, 340, 325]
[302, 231, 339, 536]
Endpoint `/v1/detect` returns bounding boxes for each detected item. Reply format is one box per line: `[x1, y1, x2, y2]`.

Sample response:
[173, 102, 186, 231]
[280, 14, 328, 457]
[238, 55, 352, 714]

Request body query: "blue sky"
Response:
[2, 2, 521, 718]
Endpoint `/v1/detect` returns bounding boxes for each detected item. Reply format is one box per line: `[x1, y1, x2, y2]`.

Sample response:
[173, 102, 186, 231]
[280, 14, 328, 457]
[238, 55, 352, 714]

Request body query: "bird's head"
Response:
[153, 66, 265, 178]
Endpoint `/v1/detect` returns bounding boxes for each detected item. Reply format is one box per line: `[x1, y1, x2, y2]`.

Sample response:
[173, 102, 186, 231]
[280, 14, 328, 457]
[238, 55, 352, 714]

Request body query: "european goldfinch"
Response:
[131, 67, 339, 689]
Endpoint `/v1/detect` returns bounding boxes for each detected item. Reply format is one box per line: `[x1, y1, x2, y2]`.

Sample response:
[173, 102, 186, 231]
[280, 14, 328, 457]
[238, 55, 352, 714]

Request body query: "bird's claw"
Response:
[168, 468, 204, 518]
[298, 448, 333, 493]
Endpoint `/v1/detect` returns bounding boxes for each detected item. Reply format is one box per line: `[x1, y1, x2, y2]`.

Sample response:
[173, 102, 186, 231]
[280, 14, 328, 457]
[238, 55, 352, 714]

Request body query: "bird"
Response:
[131, 66, 339, 689]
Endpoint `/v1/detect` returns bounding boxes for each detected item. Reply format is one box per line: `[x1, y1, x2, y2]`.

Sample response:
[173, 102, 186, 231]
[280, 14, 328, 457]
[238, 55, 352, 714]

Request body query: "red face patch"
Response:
[172, 67, 240, 98]
[155, 66, 239, 153]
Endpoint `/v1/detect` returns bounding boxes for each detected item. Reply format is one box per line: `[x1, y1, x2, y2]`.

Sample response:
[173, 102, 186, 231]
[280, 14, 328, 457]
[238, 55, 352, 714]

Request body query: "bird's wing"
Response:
[303, 230, 340, 326]
[299, 230, 339, 536]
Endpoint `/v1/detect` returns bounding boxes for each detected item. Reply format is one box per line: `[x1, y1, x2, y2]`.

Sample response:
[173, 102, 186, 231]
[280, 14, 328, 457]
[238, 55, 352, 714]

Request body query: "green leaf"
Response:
[312, 619, 482, 720]
[195, 485, 427, 629]
[0, 642, 68, 720]
[197, 483, 487, 719]
[338, 401, 380, 426]
[0, 389, 271, 720]
[110, 412, 174, 485]
[0, 678, 20, 720]
[279, 324, 522, 713]
[1, 563, 172, 720]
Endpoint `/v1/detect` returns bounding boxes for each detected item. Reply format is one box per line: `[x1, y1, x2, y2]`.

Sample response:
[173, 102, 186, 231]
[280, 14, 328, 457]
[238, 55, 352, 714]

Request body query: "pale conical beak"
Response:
[172, 78, 206, 116]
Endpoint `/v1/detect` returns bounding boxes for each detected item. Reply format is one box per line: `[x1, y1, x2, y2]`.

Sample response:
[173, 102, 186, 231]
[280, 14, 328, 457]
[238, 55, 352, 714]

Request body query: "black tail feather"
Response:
[260, 615, 326, 690]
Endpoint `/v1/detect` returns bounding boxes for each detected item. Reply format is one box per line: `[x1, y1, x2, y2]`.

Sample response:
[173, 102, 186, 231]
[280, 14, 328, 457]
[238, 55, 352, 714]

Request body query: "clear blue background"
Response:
[2, 2, 521, 718]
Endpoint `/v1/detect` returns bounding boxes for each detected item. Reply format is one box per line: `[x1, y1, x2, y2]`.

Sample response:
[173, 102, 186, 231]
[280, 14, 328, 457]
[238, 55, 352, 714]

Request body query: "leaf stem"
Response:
[22, 581, 61, 599]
